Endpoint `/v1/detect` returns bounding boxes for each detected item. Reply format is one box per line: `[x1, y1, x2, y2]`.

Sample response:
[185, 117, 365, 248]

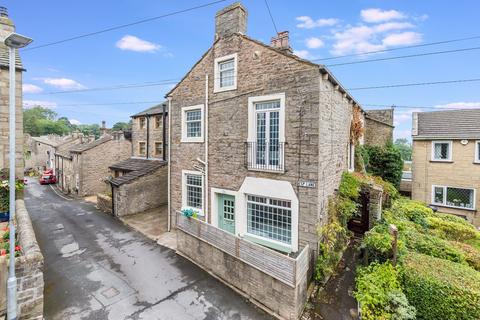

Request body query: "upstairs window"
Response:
[214, 53, 237, 92]
[139, 117, 146, 129]
[431, 141, 452, 161]
[181, 105, 204, 143]
[155, 116, 161, 129]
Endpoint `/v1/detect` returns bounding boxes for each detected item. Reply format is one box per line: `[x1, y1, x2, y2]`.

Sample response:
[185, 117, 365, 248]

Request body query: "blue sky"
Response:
[4, 0, 480, 140]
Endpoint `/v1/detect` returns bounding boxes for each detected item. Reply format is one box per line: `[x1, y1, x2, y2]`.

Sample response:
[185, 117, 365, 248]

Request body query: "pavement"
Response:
[120, 206, 168, 242]
[24, 178, 272, 320]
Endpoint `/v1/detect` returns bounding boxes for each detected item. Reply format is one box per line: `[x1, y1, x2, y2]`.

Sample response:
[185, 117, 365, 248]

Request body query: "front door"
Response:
[218, 194, 235, 234]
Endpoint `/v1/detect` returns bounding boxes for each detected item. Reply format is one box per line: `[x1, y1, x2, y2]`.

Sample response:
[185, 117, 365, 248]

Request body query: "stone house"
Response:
[0, 7, 24, 177]
[106, 104, 168, 217]
[25, 132, 84, 174]
[131, 102, 168, 159]
[412, 109, 480, 227]
[165, 3, 373, 318]
[364, 108, 394, 146]
[55, 132, 131, 197]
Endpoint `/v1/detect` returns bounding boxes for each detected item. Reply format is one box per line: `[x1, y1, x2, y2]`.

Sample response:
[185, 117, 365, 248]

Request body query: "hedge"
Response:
[401, 252, 480, 320]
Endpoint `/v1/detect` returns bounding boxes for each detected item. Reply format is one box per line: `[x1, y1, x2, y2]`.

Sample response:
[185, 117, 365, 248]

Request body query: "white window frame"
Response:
[182, 170, 204, 215]
[348, 142, 355, 172]
[431, 140, 452, 162]
[431, 185, 476, 211]
[214, 53, 238, 93]
[475, 141, 480, 163]
[181, 104, 204, 143]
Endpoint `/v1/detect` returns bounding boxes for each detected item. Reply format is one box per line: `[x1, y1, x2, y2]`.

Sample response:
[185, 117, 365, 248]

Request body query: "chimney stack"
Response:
[271, 31, 292, 53]
[215, 2, 247, 40]
[0, 6, 14, 39]
[100, 120, 107, 136]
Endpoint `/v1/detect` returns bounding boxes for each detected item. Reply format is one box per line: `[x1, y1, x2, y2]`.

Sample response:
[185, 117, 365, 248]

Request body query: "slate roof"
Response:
[413, 109, 480, 139]
[69, 135, 112, 153]
[109, 158, 167, 186]
[31, 136, 59, 147]
[131, 102, 168, 118]
[0, 46, 23, 70]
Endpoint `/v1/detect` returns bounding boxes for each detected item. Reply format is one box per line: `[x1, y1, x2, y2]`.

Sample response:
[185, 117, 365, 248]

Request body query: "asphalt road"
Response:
[24, 178, 272, 320]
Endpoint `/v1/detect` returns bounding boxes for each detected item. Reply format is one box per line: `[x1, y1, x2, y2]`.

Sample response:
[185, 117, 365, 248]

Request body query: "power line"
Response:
[321, 78, 480, 92]
[325, 46, 480, 67]
[22, 0, 227, 52]
[24, 100, 164, 108]
[312, 35, 480, 62]
[363, 104, 478, 110]
[264, 0, 279, 35]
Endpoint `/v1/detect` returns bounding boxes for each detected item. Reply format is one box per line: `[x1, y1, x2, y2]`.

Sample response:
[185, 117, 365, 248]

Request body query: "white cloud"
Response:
[296, 16, 339, 29]
[116, 35, 161, 53]
[433, 102, 480, 110]
[395, 129, 412, 139]
[69, 119, 81, 125]
[361, 8, 406, 23]
[373, 22, 414, 33]
[293, 50, 311, 59]
[382, 32, 422, 47]
[305, 37, 324, 49]
[41, 78, 86, 90]
[23, 100, 57, 109]
[23, 84, 43, 94]
[394, 108, 422, 126]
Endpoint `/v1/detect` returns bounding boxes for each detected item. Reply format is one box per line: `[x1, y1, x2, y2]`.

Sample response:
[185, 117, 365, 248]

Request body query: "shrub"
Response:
[451, 241, 480, 271]
[338, 172, 360, 200]
[355, 262, 415, 320]
[426, 216, 479, 242]
[401, 252, 480, 320]
[364, 144, 403, 188]
[315, 220, 349, 281]
[363, 224, 406, 263]
[389, 198, 433, 227]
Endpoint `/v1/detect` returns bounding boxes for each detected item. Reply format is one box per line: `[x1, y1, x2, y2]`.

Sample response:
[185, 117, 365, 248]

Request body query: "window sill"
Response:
[213, 85, 237, 93]
[246, 167, 285, 174]
[242, 233, 292, 253]
[429, 160, 453, 163]
[181, 139, 204, 143]
[431, 203, 476, 212]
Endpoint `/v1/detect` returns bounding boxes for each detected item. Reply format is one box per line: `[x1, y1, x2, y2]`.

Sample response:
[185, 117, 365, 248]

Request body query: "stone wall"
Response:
[0, 200, 44, 320]
[364, 109, 394, 146]
[132, 114, 167, 159]
[412, 139, 480, 226]
[177, 229, 308, 320]
[96, 193, 112, 214]
[77, 137, 131, 197]
[113, 165, 168, 217]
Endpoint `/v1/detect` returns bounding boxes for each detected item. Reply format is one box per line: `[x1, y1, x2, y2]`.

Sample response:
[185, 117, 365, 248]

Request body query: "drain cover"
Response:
[101, 287, 120, 299]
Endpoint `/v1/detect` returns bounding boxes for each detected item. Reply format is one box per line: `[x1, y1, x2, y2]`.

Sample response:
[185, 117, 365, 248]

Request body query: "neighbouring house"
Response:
[364, 108, 395, 146]
[24, 132, 85, 174]
[105, 103, 168, 218]
[164, 3, 385, 319]
[55, 131, 131, 197]
[412, 109, 480, 227]
[0, 7, 24, 177]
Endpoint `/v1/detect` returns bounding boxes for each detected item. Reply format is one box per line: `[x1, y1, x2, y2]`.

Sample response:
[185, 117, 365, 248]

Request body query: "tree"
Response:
[112, 121, 131, 131]
[24, 106, 58, 136]
[394, 138, 412, 161]
[364, 144, 403, 188]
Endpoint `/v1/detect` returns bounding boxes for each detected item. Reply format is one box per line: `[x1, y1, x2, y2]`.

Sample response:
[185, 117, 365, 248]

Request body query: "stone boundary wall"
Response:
[96, 193, 112, 214]
[176, 214, 310, 320]
[0, 200, 44, 320]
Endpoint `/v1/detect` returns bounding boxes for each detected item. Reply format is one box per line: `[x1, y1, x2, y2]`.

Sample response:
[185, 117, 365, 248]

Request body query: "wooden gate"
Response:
[347, 191, 370, 234]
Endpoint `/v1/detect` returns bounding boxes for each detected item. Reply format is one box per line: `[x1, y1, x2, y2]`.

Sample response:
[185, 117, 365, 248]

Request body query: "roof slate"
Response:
[131, 102, 168, 118]
[69, 135, 112, 153]
[109, 158, 167, 186]
[414, 109, 480, 139]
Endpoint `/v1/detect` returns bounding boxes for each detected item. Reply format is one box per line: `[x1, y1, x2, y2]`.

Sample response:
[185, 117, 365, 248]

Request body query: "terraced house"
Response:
[165, 3, 380, 319]
[412, 109, 480, 227]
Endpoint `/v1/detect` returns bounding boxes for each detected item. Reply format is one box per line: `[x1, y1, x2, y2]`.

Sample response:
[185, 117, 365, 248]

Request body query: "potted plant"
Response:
[0, 171, 25, 222]
[181, 208, 204, 219]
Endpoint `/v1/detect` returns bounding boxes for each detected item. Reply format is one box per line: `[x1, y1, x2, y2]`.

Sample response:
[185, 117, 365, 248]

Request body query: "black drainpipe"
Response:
[111, 184, 115, 216]
[162, 103, 167, 161]
[146, 113, 150, 159]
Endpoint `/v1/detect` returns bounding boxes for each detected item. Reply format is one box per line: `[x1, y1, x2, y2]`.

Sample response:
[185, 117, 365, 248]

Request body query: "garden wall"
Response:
[0, 200, 44, 320]
[96, 193, 112, 214]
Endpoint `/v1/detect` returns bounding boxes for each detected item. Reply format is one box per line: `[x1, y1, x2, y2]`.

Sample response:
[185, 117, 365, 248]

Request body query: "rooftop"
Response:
[109, 158, 167, 186]
[69, 135, 112, 153]
[413, 109, 480, 139]
[131, 102, 168, 118]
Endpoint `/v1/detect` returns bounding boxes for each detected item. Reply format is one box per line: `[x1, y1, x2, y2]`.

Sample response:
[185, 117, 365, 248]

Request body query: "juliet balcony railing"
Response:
[245, 141, 285, 172]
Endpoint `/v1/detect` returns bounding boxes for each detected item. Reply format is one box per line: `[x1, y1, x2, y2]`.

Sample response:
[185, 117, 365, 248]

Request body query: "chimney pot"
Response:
[0, 7, 8, 17]
[271, 31, 292, 53]
[101, 121, 106, 129]
[215, 2, 247, 40]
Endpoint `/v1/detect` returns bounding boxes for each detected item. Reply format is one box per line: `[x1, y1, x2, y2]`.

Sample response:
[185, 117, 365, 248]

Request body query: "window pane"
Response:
[247, 196, 292, 244]
[446, 187, 474, 209]
[434, 186, 444, 204]
[434, 143, 449, 159]
[186, 174, 202, 209]
[186, 110, 201, 121]
[255, 101, 280, 111]
[220, 69, 234, 87]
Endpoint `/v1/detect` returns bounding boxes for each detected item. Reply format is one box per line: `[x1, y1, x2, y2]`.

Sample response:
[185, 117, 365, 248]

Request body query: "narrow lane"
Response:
[24, 178, 271, 320]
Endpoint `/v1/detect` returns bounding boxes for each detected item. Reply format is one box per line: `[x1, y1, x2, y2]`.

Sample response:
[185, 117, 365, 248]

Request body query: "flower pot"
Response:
[0, 211, 9, 223]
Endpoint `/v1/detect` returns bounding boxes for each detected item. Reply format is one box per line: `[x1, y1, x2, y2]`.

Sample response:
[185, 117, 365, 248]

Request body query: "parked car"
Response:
[39, 172, 56, 185]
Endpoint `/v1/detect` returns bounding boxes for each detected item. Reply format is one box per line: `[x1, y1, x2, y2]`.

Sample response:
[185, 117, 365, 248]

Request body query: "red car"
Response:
[39, 171, 57, 185]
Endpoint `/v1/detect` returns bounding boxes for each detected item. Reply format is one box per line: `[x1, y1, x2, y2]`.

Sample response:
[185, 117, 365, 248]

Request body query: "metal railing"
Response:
[245, 141, 285, 172]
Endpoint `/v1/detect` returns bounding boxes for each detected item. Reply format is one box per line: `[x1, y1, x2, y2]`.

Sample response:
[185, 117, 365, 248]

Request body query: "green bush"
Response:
[427, 216, 479, 242]
[338, 172, 361, 200]
[355, 262, 415, 320]
[315, 220, 349, 281]
[364, 144, 403, 188]
[401, 252, 480, 320]
[363, 224, 406, 264]
[451, 241, 480, 271]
